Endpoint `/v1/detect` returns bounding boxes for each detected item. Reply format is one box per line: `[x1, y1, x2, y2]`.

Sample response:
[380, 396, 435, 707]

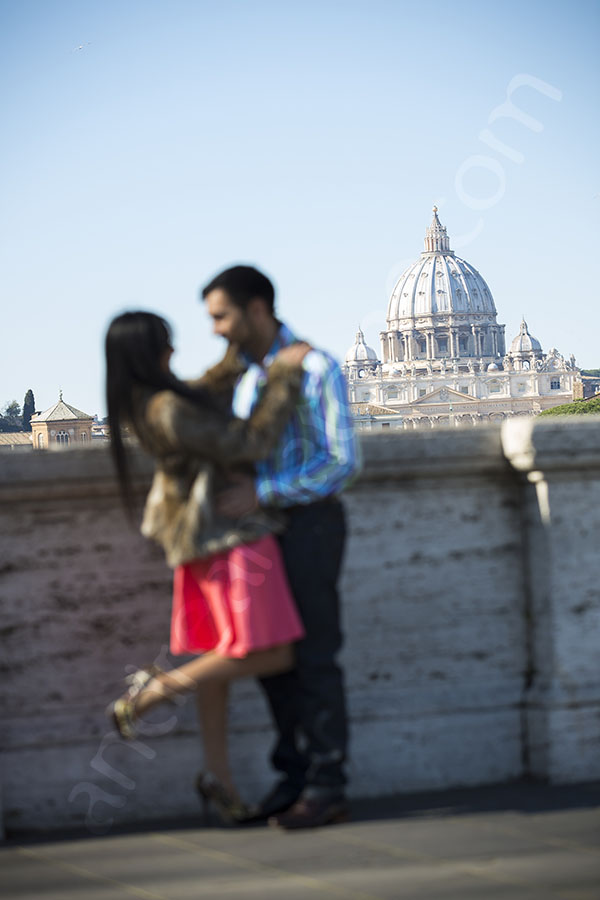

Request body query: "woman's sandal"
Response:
[195, 772, 256, 826]
[106, 666, 165, 740]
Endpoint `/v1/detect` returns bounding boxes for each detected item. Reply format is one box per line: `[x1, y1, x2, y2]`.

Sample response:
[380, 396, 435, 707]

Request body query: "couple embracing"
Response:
[105, 265, 360, 830]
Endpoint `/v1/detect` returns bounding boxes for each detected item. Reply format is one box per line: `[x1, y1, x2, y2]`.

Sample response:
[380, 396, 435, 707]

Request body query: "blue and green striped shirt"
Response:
[233, 322, 360, 507]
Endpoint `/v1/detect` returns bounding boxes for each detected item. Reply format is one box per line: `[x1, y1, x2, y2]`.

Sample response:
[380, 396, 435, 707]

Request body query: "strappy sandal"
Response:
[195, 772, 256, 826]
[106, 665, 164, 739]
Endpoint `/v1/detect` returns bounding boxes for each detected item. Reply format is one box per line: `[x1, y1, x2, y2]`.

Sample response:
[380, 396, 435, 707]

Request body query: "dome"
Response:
[387, 208, 497, 325]
[487, 362, 500, 372]
[346, 328, 378, 365]
[510, 319, 541, 354]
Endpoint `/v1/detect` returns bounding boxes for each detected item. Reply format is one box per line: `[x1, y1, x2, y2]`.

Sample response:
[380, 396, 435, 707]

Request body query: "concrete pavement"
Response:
[2, 782, 599, 900]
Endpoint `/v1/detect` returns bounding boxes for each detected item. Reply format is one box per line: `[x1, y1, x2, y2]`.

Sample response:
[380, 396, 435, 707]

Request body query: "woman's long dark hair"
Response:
[105, 311, 214, 516]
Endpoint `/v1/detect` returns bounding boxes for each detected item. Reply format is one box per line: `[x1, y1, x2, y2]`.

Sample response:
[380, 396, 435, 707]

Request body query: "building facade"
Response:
[344, 209, 579, 429]
[30, 393, 94, 449]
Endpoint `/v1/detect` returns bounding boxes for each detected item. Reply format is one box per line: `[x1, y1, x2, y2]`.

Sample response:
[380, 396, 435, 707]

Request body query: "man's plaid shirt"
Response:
[232, 322, 360, 507]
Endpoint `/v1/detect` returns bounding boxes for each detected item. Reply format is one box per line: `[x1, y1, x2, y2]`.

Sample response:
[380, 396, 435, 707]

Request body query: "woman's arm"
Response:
[186, 344, 246, 398]
[147, 356, 305, 465]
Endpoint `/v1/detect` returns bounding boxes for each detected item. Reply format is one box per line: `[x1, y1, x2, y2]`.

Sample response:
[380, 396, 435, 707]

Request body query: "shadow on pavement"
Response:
[5, 778, 600, 846]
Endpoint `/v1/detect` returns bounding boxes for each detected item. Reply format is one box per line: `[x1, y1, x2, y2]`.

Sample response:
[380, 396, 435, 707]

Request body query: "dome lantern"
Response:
[424, 206, 451, 254]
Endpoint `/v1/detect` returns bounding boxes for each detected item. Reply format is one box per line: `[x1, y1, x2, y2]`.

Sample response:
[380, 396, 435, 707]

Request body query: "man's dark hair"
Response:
[201, 265, 275, 314]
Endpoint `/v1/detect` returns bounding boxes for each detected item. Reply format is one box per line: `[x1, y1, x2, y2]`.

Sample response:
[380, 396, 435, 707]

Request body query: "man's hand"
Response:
[216, 473, 259, 518]
[274, 341, 312, 366]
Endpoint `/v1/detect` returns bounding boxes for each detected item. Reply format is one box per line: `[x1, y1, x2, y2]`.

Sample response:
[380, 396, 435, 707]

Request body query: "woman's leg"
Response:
[124, 645, 293, 804]
[132, 643, 294, 717]
[196, 681, 234, 793]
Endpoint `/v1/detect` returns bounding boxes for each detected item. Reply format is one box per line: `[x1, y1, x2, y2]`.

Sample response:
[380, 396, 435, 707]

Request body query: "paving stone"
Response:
[2, 787, 598, 900]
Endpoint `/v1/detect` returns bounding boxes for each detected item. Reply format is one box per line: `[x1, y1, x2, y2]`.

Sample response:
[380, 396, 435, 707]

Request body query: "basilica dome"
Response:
[343, 206, 578, 427]
[386, 209, 497, 326]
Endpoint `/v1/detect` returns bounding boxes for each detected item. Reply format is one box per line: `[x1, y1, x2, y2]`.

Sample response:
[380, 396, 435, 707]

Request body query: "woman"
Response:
[104, 311, 309, 823]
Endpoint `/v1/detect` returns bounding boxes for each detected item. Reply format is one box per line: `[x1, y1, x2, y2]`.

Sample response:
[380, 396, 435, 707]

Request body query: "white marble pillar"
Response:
[450, 329, 458, 358]
[427, 331, 435, 359]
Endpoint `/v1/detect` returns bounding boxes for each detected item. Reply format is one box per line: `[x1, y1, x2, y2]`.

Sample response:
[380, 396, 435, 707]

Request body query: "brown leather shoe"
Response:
[269, 794, 349, 830]
[241, 780, 302, 823]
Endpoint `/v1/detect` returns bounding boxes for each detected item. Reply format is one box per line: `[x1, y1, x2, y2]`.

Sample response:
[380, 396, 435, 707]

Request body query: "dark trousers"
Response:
[259, 499, 348, 792]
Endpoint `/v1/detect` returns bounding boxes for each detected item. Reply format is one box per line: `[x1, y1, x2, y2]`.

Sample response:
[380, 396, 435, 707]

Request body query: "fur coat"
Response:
[133, 346, 303, 567]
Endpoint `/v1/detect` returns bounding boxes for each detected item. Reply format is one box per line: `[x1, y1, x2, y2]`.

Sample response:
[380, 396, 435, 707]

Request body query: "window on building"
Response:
[550, 379, 561, 390]
[460, 386, 469, 394]
[80, 432, 88, 442]
[387, 389, 398, 399]
[37, 433, 44, 448]
[56, 431, 70, 445]
[459, 336, 469, 353]
[419, 388, 427, 397]
[489, 380, 501, 394]
[418, 340, 426, 354]
[381, 422, 390, 429]
[517, 383, 526, 393]
[437, 338, 448, 353]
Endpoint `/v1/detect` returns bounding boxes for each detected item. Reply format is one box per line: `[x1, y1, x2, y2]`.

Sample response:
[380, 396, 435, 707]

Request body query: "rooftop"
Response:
[31, 392, 93, 423]
[0, 432, 32, 446]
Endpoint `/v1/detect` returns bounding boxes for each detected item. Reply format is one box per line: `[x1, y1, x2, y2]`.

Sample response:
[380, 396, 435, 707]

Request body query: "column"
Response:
[491, 327, 498, 356]
[412, 331, 419, 360]
[427, 331, 435, 359]
[379, 333, 387, 363]
[450, 329, 458, 358]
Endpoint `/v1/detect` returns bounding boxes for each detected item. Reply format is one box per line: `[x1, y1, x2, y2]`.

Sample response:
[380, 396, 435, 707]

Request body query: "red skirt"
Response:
[170, 535, 305, 658]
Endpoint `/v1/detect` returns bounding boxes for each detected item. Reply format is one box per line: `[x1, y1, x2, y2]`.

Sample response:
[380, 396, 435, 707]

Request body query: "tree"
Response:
[539, 397, 600, 417]
[22, 389, 35, 431]
[0, 400, 22, 432]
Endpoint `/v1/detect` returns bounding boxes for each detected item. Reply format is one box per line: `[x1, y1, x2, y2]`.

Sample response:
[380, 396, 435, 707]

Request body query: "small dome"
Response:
[510, 319, 541, 354]
[487, 362, 500, 372]
[346, 328, 378, 365]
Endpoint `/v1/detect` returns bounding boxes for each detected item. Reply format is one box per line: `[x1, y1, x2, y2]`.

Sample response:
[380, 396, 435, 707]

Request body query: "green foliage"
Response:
[22, 389, 35, 431]
[539, 397, 600, 417]
[581, 369, 600, 377]
[0, 400, 23, 432]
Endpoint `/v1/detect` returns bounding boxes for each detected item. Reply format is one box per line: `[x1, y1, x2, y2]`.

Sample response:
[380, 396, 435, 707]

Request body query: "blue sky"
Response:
[1, 0, 599, 417]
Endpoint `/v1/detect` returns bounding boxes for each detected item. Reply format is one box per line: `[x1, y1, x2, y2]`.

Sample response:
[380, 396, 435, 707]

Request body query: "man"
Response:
[201, 265, 360, 829]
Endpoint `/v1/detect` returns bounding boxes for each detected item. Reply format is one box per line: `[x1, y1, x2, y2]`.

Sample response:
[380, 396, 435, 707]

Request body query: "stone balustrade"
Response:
[1, 417, 599, 835]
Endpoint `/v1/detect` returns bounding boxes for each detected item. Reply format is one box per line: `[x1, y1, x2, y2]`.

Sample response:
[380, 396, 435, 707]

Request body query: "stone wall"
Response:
[1, 418, 599, 836]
